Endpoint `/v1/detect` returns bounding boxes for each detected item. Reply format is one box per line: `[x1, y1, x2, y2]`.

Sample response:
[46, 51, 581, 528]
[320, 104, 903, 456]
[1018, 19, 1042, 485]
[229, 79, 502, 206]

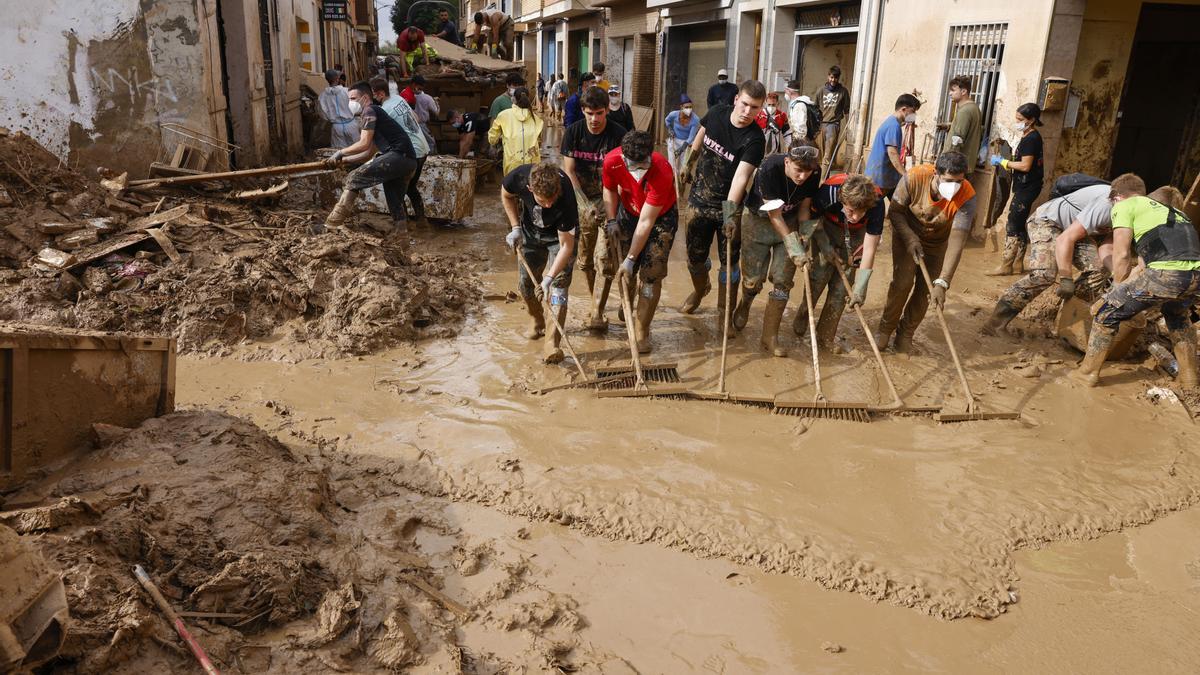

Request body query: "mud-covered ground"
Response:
[8, 125, 1200, 672]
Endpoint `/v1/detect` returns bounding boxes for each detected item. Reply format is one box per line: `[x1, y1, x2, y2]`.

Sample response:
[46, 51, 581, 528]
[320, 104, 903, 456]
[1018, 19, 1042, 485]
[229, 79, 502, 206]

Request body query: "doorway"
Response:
[1111, 3, 1200, 190]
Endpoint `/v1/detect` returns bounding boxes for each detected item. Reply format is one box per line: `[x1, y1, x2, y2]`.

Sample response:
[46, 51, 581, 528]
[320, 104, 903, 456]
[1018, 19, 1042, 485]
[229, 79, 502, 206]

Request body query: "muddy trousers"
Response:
[794, 223, 864, 342]
[517, 234, 577, 344]
[405, 155, 427, 219]
[1094, 268, 1200, 332]
[576, 194, 604, 289]
[997, 217, 1101, 313]
[740, 212, 798, 299]
[1005, 179, 1042, 242]
[878, 234, 949, 341]
[685, 211, 741, 285]
[345, 150, 418, 223]
[593, 205, 678, 319]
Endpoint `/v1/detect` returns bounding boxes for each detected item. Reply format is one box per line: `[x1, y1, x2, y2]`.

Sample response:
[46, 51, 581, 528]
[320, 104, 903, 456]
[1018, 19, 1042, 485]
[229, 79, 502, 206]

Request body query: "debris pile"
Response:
[0, 130, 480, 358]
[3, 411, 602, 673]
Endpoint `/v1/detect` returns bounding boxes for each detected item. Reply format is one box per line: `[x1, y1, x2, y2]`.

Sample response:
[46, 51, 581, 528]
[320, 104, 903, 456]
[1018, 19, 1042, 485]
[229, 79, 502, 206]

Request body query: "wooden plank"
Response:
[145, 228, 182, 263]
[122, 205, 190, 233]
[128, 160, 329, 188]
[169, 144, 188, 168]
[63, 232, 152, 270]
[1183, 171, 1200, 229]
[630, 105, 654, 133]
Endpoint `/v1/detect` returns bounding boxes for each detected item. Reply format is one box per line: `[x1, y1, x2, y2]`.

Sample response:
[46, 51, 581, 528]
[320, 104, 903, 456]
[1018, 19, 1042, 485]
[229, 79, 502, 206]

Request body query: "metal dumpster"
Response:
[0, 324, 175, 491]
[362, 155, 478, 221]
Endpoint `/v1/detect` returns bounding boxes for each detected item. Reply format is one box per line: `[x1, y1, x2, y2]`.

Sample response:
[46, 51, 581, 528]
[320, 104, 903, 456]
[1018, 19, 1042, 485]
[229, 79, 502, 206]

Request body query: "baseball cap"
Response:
[717, 68, 728, 78]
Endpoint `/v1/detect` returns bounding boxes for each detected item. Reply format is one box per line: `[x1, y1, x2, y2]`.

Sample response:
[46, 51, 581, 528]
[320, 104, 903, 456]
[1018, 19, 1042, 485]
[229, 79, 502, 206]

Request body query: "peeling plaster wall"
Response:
[0, 0, 223, 177]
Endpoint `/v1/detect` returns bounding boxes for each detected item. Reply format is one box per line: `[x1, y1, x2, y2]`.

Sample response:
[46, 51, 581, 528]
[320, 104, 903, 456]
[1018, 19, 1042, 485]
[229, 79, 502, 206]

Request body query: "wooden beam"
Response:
[128, 160, 330, 187]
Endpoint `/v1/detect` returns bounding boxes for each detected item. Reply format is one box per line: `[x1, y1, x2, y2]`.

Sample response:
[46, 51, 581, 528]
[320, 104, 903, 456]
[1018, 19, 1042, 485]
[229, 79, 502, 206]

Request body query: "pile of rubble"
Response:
[0, 130, 480, 358]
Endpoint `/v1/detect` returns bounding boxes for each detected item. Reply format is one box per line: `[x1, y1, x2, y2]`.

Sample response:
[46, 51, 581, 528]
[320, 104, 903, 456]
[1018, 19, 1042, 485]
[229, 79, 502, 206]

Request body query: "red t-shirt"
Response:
[601, 148, 676, 216]
[398, 28, 425, 52]
[399, 86, 416, 105]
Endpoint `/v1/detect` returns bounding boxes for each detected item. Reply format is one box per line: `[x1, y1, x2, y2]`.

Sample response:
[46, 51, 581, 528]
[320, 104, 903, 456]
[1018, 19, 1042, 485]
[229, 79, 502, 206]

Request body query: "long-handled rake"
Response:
[828, 255, 940, 417]
[688, 227, 774, 407]
[914, 256, 1020, 423]
[773, 262, 873, 422]
[596, 269, 691, 399]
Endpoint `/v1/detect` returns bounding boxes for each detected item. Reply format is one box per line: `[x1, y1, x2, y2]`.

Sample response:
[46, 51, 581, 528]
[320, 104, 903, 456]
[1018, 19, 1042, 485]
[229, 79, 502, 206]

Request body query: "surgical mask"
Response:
[937, 180, 962, 201]
[766, 105, 777, 114]
[1013, 121, 1027, 132]
[508, 87, 515, 96]
[348, 99, 362, 115]
[609, 98, 621, 110]
[904, 113, 917, 124]
[718, 77, 727, 83]
[681, 106, 693, 114]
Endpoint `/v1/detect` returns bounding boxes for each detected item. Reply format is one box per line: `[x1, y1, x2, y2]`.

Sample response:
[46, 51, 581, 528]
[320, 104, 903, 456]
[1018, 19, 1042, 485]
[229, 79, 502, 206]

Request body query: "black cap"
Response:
[324, 69, 340, 83]
[412, 74, 426, 85]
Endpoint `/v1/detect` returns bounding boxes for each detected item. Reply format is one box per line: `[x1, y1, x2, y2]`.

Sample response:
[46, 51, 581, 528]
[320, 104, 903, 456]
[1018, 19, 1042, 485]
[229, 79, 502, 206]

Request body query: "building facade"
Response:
[0, 0, 379, 176]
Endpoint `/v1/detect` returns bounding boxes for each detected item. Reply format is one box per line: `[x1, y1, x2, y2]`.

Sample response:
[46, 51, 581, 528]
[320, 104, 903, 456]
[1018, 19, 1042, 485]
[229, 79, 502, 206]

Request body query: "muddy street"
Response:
[169, 183, 1200, 671]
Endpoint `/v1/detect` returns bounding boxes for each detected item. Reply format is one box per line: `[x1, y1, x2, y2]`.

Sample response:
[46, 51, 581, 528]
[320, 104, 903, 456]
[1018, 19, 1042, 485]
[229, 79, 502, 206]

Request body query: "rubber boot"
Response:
[981, 299, 1021, 336]
[717, 278, 739, 322]
[1069, 325, 1116, 387]
[732, 287, 758, 332]
[585, 275, 612, 332]
[635, 281, 661, 354]
[543, 299, 567, 364]
[1013, 241, 1027, 274]
[874, 323, 895, 351]
[323, 189, 357, 229]
[761, 296, 788, 357]
[1170, 329, 1199, 389]
[679, 270, 711, 314]
[892, 328, 914, 354]
[815, 306, 842, 353]
[986, 237, 1019, 276]
[522, 295, 545, 339]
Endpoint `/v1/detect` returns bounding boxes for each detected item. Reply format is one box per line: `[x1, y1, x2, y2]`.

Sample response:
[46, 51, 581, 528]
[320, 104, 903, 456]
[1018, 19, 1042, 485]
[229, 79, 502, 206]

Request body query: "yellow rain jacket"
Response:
[488, 106, 544, 175]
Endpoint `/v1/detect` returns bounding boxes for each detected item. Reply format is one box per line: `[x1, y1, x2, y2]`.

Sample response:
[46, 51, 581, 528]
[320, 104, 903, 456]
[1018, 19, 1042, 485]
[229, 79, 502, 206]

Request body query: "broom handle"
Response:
[801, 261, 825, 402]
[830, 255, 903, 408]
[516, 248, 589, 381]
[612, 236, 646, 388]
[914, 255, 977, 411]
[718, 227, 733, 393]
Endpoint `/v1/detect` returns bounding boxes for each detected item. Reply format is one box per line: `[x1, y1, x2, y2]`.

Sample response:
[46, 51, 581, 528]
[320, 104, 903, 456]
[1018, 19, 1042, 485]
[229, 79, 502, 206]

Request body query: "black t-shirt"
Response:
[362, 104, 415, 156]
[501, 164, 579, 240]
[1014, 129, 1044, 189]
[460, 112, 490, 135]
[560, 120, 627, 198]
[745, 155, 819, 216]
[690, 104, 767, 209]
[608, 105, 635, 134]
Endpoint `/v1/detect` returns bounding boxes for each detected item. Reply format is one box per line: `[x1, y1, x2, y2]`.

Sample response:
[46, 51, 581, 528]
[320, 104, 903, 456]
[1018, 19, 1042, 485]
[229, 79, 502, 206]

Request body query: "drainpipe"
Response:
[850, 0, 884, 163]
[761, 0, 777, 85]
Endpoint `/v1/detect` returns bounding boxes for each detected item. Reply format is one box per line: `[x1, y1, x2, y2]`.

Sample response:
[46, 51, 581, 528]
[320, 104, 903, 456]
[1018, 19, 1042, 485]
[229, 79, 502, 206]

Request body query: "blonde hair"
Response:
[839, 174, 880, 211]
[1148, 185, 1184, 210]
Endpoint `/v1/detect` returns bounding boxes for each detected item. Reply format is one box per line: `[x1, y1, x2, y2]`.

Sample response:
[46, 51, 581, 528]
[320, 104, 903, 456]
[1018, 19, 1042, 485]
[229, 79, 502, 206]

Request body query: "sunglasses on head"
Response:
[788, 146, 819, 161]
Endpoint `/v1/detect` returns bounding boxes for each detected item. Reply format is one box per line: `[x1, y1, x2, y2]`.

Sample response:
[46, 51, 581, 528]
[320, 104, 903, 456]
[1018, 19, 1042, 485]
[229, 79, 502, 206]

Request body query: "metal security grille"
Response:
[936, 23, 1007, 160]
[795, 2, 860, 31]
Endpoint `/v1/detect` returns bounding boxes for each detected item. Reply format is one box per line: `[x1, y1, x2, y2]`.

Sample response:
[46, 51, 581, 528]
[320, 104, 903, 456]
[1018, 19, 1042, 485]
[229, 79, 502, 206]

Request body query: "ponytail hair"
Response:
[513, 86, 532, 110]
[1016, 102, 1043, 127]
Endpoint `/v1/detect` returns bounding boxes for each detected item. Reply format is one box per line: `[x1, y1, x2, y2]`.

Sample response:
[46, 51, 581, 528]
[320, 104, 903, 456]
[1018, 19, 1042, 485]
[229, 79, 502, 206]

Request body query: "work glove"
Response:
[930, 282, 947, 309]
[536, 275, 553, 302]
[619, 256, 636, 280]
[604, 218, 620, 240]
[324, 151, 344, 168]
[989, 154, 1003, 167]
[1055, 276, 1076, 300]
[905, 236, 924, 261]
[505, 228, 522, 251]
[783, 231, 809, 270]
[721, 200, 742, 238]
[850, 268, 873, 308]
[680, 148, 699, 188]
[950, 135, 963, 148]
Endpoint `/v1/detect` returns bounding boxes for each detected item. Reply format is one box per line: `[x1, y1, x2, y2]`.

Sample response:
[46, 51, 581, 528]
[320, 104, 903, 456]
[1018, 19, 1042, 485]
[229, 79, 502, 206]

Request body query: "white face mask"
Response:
[609, 99, 621, 110]
[766, 105, 777, 114]
[681, 107, 693, 115]
[904, 113, 917, 124]
[937, 180, 962, 201]
[1013, 121, 1027, 132]
[348, 99, 363, 115]
[508, 87, 516, 96]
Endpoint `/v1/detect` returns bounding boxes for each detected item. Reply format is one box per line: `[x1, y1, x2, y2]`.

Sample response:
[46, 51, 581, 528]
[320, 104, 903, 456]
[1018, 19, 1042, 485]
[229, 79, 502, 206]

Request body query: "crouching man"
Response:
[733, 144, 821, 356]
[1072, 190, 1200, 387]
[877, 151, 976, 352]
[502, 162, 579, 363]
[594, 130, 679, 353]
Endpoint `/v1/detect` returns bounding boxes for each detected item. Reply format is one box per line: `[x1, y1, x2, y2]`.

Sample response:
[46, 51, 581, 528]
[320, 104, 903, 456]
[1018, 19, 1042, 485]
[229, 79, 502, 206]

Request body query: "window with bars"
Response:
[937, 23, 1007, 156]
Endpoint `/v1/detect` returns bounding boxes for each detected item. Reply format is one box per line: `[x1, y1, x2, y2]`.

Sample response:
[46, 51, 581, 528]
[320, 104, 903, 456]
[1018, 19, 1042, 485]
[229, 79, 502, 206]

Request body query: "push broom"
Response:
[596, 266, 691, 399]
[914, 256, 1020, 423]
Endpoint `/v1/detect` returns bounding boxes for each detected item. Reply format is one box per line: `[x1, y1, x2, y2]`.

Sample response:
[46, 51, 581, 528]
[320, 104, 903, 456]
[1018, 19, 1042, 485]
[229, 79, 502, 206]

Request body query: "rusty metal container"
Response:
[0, 324, 175, 491]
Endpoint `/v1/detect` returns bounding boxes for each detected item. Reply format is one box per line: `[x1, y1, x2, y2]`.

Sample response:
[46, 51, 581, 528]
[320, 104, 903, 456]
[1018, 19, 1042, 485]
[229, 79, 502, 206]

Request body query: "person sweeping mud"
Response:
[321, 81, 419, 234]
[732, 144, 820, 356]
[501, 161, 579, 364]
[877, 151, 976, 352]
[594, 130, 678, 353]
[678, 80, 767, 317]
[981, 174, 1147, 336]
[1071, 188, 1200, 388]
[791, 172, 886, 352]
[560, 85, 626, 306]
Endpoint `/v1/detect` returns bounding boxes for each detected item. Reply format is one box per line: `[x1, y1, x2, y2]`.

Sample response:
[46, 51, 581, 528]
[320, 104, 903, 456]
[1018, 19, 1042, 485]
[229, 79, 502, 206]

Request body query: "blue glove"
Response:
[989, 154, 1003, 167]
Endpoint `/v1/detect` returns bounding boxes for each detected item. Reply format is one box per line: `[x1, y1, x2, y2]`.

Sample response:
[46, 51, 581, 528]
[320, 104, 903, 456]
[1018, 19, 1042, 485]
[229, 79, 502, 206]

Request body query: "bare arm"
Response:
[938, 228, 971, 283]
[690, 126, 707, 154]
[628, 203, 664, 259]
[1055, 222, 1088, 279]
[562, 156, 583, 194]
[546, 230, 576, 278]
[766, 207, 791, 240]
[726, 161, 757, 204]
[603, 185, 618, 220]
[500, 186, 521, 230]
[338, 128, 376, 159]
[1008, 153, 1035, 173]
[859, 233, 882, 271]
[1112, 227, 1135, 283]
[886, 146, 905, 176]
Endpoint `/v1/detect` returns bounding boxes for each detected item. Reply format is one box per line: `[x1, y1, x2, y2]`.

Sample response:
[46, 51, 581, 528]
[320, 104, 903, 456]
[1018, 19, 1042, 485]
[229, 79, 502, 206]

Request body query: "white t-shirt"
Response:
[1034, 184, 1113, 235]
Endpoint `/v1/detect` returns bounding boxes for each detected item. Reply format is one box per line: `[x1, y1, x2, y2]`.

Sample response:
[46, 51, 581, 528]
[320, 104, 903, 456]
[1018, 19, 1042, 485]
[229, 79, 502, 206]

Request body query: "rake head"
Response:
[772, 399, 873, 423]
[594, 362, 681, 383]
[596, 383, 693, 400]
[934, 410, 1020, 423]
